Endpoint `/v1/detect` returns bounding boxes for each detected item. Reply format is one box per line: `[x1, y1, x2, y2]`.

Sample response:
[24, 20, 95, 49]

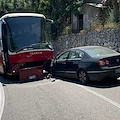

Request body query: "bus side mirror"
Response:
[51, 23, 56, 34]
[46, 19, 56, 34]
[0, 21, 2, 40]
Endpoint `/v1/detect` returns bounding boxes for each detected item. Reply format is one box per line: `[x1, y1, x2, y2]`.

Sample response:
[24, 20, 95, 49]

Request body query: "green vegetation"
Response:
[104, 8, 119, 29]
[0, 0, 84, 38]
[103, 0, 120, 29]
[0, 0, 120, 38]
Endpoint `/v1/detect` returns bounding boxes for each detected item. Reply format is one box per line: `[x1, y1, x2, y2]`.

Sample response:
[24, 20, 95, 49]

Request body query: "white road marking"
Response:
[76, 84, 120, 109]
[0, 82, 5, 120]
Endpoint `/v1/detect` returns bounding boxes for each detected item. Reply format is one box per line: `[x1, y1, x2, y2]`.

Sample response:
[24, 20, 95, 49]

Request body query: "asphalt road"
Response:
[0, 75, 120, 120]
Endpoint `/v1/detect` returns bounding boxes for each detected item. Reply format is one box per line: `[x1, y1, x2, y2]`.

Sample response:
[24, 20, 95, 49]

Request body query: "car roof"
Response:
[71, 46, 103, 50]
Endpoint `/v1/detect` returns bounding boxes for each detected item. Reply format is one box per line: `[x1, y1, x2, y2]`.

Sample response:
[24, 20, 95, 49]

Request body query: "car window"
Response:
[57, 51, 69, 60]
[68, 50, 84, 59]
[83, 47, 119, 57]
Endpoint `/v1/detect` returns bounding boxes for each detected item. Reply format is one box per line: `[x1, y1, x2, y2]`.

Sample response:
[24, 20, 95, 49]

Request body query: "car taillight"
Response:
[98, 60, 110, 66]
[105, 60, 109, 65]
[98, 60, 105, 66]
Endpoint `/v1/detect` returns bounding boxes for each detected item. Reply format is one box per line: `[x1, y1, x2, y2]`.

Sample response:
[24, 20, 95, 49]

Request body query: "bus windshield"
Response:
[5, 16, 52, 52]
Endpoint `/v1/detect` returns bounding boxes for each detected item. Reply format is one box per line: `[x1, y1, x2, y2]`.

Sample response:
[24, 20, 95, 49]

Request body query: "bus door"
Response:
[1, 21, 10, 74]
[0, 21, 4, 73]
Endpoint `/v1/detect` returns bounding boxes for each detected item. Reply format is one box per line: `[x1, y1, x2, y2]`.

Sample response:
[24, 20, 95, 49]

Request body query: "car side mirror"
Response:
[54, 56, 58, 60]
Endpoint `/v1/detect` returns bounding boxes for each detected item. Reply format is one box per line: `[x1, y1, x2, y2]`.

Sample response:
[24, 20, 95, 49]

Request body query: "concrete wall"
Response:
[83, 4, 102, 29]
[54, 28, 120, 56]
[71, 14, 79, 33]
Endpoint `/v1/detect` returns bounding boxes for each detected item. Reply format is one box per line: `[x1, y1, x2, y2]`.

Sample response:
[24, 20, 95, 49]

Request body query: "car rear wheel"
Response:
[78, 70, 89, 84]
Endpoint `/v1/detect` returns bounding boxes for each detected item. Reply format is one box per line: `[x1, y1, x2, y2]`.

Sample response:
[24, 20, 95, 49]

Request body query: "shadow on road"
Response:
[0, 73, 120, 88]
[0, 74, 20, 86]
[54, 76, 120, 88]
[87, 80, 120, 88]
[0, 74, 48, 86]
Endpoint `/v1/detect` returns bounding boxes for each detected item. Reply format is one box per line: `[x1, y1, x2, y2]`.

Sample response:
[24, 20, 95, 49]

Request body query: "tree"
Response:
[38, 0, 84, 35]
[0, 0, 84, 36]
[112, 0, 119, 12]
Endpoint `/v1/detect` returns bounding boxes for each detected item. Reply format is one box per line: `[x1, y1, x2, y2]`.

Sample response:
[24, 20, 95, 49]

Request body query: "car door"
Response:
[54, 51, 69, 76]
[66, 50, 84, 78]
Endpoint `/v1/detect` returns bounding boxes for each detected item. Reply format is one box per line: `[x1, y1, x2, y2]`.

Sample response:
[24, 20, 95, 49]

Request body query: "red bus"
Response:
[0, 13, 54, 81]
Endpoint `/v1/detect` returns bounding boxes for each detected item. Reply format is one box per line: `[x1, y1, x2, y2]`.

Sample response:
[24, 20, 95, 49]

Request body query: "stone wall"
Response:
[53, 28, 120, 56]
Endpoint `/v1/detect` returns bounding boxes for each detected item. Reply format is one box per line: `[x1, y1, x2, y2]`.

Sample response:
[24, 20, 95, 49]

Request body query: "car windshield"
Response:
[83, 47, 119, 57]
[5, 16, 52, 52]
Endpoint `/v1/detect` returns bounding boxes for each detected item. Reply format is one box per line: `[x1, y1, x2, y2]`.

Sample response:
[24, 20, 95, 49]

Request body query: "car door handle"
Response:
[62, 62, 66, 64]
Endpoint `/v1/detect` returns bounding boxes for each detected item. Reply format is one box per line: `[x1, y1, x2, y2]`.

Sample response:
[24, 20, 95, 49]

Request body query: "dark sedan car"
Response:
[52, 46, 120, 84]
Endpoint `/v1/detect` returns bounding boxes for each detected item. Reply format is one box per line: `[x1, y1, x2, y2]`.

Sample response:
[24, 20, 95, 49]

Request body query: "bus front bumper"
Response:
[19, 66, 44, 82]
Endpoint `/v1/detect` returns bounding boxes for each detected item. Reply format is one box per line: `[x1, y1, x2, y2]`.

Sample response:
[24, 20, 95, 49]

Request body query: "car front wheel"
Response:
[78, 70, 89, 84]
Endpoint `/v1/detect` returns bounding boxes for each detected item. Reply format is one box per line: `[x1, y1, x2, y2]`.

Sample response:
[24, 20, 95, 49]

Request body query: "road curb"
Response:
[0, 82, 5, 120]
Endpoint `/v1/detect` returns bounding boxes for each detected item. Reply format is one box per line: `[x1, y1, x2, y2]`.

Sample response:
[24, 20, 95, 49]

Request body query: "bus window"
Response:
[5, 16, 52, 52]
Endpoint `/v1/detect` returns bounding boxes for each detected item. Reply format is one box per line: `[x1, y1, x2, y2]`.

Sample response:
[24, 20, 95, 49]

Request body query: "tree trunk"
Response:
[111, 0, 119, 12]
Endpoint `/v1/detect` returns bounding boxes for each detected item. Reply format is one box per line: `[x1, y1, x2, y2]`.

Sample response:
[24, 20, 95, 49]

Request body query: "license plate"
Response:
[115, 68, 120, 73]
[29, 75, 36, 80]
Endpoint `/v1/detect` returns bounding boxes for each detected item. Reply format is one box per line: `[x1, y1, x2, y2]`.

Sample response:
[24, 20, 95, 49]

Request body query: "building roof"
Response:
[86, 3, 107, 8]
